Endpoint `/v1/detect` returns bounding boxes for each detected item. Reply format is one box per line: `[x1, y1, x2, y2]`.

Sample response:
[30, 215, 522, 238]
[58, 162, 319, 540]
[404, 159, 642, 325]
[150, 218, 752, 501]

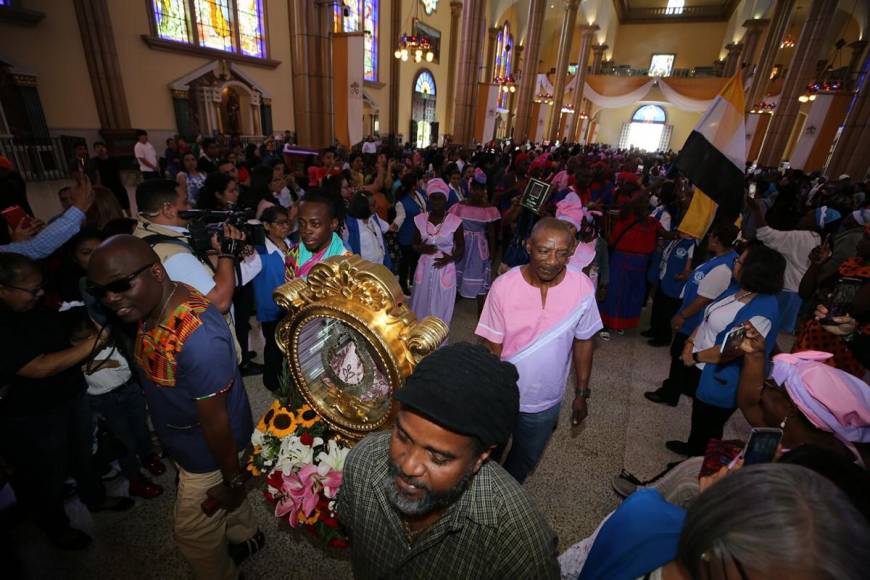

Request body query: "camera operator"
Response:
[131, 180, 261, 360]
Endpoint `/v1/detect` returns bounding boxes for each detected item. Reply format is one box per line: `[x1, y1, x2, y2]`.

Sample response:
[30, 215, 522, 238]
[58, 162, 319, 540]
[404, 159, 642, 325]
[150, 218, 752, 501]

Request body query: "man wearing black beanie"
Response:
[337, 342, 559, 580]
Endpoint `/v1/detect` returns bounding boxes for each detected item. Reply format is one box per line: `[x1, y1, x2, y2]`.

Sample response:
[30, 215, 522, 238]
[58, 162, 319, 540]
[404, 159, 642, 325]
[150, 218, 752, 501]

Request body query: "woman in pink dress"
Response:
[450, 169, 500, 314]
[410, 178, 465, 329]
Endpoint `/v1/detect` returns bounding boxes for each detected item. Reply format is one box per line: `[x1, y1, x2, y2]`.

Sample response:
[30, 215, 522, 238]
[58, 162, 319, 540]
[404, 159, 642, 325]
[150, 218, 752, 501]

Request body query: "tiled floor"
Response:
[11, 297, 750, 579]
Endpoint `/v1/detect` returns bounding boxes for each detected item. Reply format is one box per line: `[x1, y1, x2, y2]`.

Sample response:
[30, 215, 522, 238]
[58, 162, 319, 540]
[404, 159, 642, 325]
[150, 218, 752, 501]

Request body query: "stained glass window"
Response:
[154, 0, 192, 43]
[237, 0, 265, 58]
[150, 0, 266, 58]
[494, 22, 513, 110]
[632, 105, 666, 123]
[338, 1, 379, 82]
[415, 71, 436, 97]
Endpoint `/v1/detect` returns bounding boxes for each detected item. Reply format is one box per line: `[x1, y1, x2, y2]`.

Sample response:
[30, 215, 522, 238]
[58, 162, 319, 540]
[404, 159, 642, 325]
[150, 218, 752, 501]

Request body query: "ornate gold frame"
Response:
[273, 256, 448, 441]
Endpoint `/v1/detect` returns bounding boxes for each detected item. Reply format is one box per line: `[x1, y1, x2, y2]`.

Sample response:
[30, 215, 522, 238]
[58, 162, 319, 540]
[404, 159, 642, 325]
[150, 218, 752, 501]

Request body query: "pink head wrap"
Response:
[556, 195, 584, 230]
[425, 178, 450, 198]
[772, 351, 870, 463]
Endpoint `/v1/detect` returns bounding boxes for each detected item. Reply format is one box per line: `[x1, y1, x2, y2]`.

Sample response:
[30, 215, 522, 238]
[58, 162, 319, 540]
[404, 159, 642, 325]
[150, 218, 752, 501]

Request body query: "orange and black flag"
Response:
[677, 72, 746, 238]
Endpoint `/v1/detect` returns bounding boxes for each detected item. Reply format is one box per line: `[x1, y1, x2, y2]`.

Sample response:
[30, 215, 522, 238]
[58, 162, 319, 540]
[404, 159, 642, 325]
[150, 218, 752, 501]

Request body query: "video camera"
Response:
[178, 208, 266, 256]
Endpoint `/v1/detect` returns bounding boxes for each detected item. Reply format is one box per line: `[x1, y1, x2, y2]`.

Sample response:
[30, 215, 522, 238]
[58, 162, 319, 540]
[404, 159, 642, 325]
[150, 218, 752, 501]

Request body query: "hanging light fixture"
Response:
[495, 74, 517, 93]
[394, 1, 435, 64]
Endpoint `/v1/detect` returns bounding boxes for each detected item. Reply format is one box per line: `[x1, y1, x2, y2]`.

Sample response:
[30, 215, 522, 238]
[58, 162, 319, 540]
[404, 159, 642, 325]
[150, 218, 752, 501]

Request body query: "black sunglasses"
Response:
[88, 262, 156, 299]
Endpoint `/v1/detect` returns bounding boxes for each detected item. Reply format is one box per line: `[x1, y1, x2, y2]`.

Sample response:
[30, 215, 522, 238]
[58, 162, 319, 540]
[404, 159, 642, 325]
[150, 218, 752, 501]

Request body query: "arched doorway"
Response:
[620, 104, 671, 152]
[411, 70, 437, 147]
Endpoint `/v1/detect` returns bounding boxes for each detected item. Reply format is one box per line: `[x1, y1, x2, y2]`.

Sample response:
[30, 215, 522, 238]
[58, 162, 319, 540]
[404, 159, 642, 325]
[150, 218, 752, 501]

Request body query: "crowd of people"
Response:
[0, 131, 868, 579]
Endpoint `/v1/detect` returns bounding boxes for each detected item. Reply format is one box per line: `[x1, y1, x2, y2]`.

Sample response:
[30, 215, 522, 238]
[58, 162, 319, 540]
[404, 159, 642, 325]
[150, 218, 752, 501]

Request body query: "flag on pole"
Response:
[676, 72, 746, 237]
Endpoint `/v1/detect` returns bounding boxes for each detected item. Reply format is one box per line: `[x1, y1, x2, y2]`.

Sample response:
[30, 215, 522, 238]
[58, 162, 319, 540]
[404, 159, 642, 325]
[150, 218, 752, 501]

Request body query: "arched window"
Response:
[414, 70, 436, 97]
[336, 0, 379, 82]
[493, 22, 513, 110]
[151, 0, 266, 58]
[632, 104, 667, 123]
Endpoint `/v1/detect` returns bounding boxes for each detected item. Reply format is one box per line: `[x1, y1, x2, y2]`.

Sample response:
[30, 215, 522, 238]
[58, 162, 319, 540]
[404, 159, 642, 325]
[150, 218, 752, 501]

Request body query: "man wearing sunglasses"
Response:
[86, 235, 262, 579]
[0, 253, 134, 551]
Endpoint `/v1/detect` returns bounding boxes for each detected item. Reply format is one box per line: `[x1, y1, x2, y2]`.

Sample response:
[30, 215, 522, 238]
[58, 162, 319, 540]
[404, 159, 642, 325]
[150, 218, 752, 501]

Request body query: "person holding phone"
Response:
[667, 244, 785, 457]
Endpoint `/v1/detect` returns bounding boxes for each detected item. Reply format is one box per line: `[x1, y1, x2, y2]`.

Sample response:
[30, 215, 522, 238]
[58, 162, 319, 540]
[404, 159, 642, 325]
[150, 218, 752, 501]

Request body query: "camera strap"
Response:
[141, 233, 217, 273]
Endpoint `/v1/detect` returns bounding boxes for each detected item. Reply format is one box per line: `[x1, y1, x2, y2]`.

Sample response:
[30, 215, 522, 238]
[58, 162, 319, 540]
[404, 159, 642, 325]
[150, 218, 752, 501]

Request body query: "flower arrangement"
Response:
[248, 371, 351, 548]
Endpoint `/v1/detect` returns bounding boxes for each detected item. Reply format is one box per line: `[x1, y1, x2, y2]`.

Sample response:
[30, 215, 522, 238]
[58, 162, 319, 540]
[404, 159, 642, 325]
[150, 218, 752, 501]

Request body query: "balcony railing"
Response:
[623, 5, 728, 21]
[0, 135, 70, 181]
[599, 66, 721, 78]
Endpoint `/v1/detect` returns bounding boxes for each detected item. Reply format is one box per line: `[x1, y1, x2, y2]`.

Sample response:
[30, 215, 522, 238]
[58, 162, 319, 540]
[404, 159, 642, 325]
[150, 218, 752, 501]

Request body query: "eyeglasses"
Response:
[87, 262, 155, 299]
[3, 283, 43, 297]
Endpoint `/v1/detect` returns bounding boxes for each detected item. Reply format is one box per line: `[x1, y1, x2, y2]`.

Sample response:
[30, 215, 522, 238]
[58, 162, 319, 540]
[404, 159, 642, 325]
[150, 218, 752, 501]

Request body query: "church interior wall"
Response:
[610, 21, 729, 71]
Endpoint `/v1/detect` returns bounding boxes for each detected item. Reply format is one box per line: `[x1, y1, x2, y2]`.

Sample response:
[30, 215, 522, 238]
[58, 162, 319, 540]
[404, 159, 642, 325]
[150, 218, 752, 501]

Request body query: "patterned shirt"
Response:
[337, 431, 560, 580]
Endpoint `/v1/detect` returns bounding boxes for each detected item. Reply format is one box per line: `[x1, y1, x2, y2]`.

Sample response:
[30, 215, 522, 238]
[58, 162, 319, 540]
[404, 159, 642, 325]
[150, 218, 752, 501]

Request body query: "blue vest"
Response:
[252, 244, 286, 322]
[660, 239, 697, 299]
[696, 288, 780, 409]
[679, 250, 738, 335]
[398, 193, 424, 246]
[344, 215, 393, 270]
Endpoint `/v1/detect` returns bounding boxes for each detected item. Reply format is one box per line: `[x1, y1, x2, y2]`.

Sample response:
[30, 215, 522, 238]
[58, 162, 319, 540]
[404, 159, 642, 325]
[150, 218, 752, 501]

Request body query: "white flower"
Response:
[251, 429, 266, 448]
[316, 439, 350, 475]
[274, 435, 322, 474]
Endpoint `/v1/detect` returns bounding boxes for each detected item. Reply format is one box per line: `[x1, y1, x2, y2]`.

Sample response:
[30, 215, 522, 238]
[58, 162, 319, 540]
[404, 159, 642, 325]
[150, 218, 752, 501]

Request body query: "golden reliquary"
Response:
[272, 256, 448, 441]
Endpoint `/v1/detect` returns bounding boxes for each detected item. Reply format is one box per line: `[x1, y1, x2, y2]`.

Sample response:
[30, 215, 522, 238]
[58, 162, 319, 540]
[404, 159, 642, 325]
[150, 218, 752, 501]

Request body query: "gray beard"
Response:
[382, 460, 475, 517]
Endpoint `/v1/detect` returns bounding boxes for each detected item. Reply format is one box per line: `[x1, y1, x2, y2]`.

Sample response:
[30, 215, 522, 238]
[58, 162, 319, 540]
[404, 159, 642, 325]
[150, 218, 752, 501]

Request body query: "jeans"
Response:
[261, 319, 283, 392]
[88, 381, 153, 480]
[0, 391, 105, 530]
[500, 403, 561, 484]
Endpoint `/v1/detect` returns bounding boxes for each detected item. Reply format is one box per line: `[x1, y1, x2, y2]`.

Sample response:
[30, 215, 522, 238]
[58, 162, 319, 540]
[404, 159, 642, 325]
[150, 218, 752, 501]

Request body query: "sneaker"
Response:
[616, 329, 625, 336]
[129, 477, 163, 499]
[89, 496, 135, 513]
[101, 463, 122, 482]
[239, 361, 264, 377]
[598, 330, 611, 341]
[48, 526, 92, 550]
[228, 529, 266, 565]
[143, 454, 166, 476]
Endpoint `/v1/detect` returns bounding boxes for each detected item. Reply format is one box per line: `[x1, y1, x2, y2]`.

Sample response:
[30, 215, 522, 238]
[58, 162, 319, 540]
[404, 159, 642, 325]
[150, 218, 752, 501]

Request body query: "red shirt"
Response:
[609, 215, 659, 255]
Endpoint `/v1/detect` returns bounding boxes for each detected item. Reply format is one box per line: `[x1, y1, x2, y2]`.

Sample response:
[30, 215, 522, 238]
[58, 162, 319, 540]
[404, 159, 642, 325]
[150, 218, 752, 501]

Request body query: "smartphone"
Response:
[741, 427, 783, 465]
[1, 205, 31, 230]
[720, 325, 746, 354]
[819, 277, 862, 325]
[748, 182, 757, 198]
[637, 164, 644, 173]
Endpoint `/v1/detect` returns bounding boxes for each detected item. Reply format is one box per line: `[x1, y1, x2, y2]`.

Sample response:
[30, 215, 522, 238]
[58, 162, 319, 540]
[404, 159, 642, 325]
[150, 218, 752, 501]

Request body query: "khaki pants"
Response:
[174, 463, 257, 580]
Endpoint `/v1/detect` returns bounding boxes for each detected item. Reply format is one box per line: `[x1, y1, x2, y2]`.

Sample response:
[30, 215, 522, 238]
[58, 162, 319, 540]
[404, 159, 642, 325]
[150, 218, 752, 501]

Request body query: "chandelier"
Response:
[749, 101, 776, 114]
[394, 34, 434, 63]
[495, 74, 517, 93]
[798, 80, 842, 102]
[780, 34, 796, 49]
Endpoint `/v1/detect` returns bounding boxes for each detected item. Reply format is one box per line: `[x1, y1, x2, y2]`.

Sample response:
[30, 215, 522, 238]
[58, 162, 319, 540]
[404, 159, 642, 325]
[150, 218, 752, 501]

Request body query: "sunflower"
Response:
[256, 400, 283, 432]
[246, 462, 261, 477]
[295, 404, 321, 429]
[299, 509, 320, 526]
[268, 408, 298, 438]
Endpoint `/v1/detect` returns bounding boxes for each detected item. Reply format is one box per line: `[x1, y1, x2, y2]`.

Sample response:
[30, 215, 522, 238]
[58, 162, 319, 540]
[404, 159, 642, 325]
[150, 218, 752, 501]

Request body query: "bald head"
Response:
[87, 234, 169, 323]
[530, 217, 574, 245]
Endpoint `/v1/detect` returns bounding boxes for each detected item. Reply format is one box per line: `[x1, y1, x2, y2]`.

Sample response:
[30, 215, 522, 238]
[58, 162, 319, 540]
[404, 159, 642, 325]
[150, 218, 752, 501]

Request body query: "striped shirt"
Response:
[337, 431, 560, 580]
[0, 206, 85, 259]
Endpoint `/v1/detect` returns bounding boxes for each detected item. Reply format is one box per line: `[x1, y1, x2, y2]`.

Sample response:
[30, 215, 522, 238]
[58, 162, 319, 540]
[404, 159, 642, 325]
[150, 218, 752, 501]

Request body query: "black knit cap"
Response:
[394, 342, 520, 447]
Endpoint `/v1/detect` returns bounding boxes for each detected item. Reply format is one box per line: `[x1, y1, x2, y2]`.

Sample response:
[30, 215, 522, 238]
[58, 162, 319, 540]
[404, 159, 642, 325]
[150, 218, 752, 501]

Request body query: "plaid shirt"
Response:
[337, 431, 560, 580]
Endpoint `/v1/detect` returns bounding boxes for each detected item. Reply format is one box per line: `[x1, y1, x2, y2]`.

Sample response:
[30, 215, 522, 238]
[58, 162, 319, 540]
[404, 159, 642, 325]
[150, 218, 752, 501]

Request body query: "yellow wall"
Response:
[594, 88, 703, 151]
[611, 22, 728, 70]
[106, 0, 294, 135]
[0, 0, 100, 130]
[395, 0, 454, 143]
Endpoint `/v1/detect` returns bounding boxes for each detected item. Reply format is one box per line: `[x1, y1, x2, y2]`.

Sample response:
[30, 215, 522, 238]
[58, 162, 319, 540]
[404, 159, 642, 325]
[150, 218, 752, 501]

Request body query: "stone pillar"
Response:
[388, 0, 402, 138]
[846, 40, 869, 89]
[547, 0, 581, 143]
[826, 48, 870, 179]
[484, 26, 501, 82]
[451, 0, 487, 146]
[260, 97, 273, 137]
[513, 0, 546, 142]
[506, 44, 523, 138]
[171, 89, 192, 138]
[759, 0, 838, 167]
[713, 59, 726, 77]
[566, 24, 598, 143]
[740, 18, 769, 74]
[249, 91, 262, 136]
[722, 42, 743, 77]
[288, 0, 333, 148]
[745, 0, 795, 112]
[445, 1, 462, 137]
[591, 43, 608, 74]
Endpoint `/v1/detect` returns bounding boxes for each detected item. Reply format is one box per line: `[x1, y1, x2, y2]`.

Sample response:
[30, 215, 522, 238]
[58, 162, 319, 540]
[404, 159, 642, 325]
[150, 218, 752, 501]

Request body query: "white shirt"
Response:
[85, 347, 132, 395]
[133, 141, 158, 173]
[695, 263, 734, 299]
[755, 226, 820, 293]
[393, 191, 426, 230]
[361, 140, 378, 154]
[344, 216, 387, 263]
[692, 294, 773, 369]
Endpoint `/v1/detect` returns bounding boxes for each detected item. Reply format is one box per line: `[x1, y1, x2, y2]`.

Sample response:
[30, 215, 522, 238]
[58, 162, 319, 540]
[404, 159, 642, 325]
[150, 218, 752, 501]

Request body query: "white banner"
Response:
[658, 79, 714, 112]
[582, 79, 655, 109]
[347, 34, 364, 146]
[789, 94, 833, 170]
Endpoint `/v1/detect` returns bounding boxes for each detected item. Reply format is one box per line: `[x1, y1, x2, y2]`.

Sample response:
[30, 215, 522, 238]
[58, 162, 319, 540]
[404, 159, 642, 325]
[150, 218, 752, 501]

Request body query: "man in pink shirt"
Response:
[476, 218, 602, 483]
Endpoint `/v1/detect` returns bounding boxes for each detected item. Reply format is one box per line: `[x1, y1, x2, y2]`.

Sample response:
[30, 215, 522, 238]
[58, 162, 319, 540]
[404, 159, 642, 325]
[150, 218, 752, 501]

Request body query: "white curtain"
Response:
[657, 79, 713, 112]
[582, 79, 655, 109]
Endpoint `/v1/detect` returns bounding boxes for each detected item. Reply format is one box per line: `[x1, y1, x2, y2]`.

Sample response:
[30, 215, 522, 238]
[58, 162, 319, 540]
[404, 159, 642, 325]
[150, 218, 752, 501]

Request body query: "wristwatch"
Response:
[692, 352, 700, 364]
[575, 387, 591, 399]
